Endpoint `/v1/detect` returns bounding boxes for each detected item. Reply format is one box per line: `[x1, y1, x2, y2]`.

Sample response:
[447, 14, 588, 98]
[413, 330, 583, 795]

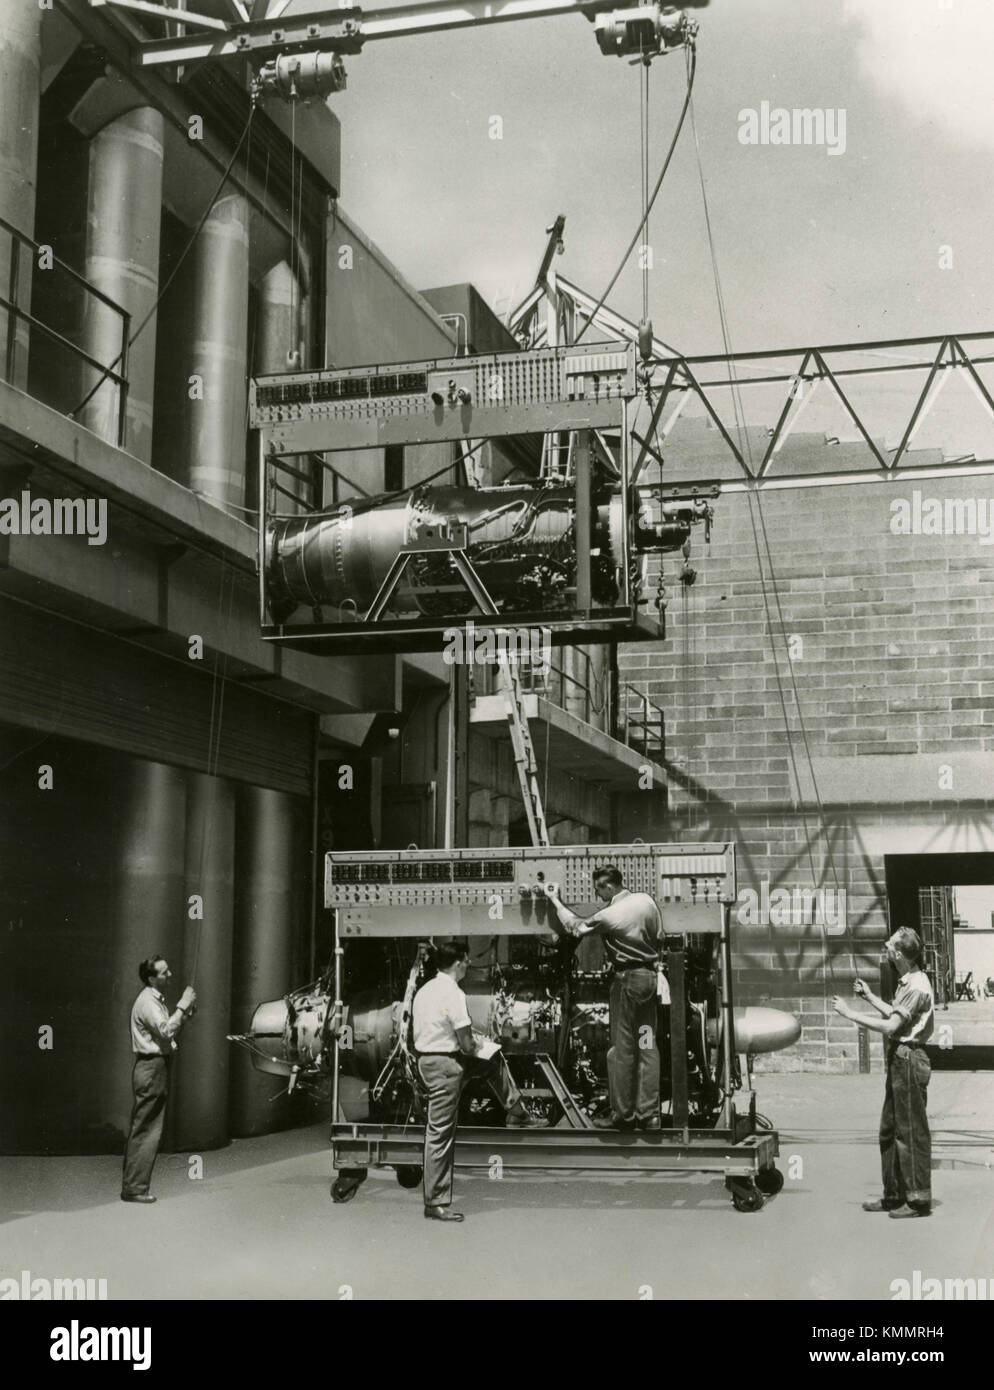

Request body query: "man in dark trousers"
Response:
[412, 941, 545, 1223]
[834, 926, 934, 1219]
[546, 865, 663, 1131]
[121, 955, 196, 1204]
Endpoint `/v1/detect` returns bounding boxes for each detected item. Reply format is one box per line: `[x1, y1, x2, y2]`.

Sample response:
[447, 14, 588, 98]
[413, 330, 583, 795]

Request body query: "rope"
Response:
[574, 41, 696, 346]
[69, 107, 258, 423]
[687, 88, 848, 984]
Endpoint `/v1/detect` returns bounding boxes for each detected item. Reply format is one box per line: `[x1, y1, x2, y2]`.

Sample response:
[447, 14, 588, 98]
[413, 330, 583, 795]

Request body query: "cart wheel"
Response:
[756, 1165, 784, 1196]
[395, 1165, 423, 1189]
[331, 1168, 367, 1204]
[727, 1178, 764, 1212]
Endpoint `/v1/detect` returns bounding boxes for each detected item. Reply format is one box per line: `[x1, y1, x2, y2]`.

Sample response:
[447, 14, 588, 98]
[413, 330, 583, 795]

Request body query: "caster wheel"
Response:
[727, 1178, 764, 1212]
[395, 1166, 423, 1189]
[756, 1165, 784, 1196]
[331, 1168, 367, 1204]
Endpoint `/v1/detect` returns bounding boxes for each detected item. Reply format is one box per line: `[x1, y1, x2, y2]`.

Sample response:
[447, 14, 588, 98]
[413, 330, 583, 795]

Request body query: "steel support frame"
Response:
[96, 0, 621, 69]
[330, 1122, 779, 1176]
[512, 270, 994, 487]
[644, 332, 994, 488]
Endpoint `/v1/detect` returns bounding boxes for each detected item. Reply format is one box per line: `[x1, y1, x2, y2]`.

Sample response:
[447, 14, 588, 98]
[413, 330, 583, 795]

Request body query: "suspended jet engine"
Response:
[265, 483, 703, 624]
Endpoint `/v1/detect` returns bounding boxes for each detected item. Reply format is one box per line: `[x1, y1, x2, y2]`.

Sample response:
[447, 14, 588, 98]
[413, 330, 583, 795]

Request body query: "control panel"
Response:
[326, 843, 735, 938]
[251, 340, 637, 454]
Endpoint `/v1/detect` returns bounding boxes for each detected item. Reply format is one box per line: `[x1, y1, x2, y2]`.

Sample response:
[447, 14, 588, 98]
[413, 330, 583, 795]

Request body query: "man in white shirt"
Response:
[121, 955, 196, 1204]
[546, 866, 663, 1131]
[834, 927, 934, 1219]
[413, 941, 544, 1223]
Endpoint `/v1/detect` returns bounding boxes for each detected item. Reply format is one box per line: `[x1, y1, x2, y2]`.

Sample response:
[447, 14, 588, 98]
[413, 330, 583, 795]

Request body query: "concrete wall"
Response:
[325, 206, 455, 367]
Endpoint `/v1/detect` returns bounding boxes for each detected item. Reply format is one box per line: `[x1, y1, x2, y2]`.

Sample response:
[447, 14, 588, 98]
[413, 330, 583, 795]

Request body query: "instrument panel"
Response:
[326, 843, 735, 937]
[251, 340, 637, 454]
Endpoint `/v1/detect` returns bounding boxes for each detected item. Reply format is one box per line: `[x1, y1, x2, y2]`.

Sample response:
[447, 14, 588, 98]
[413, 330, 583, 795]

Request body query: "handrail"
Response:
[618, 683, 665, 760]
[0, 213, 128, 315]
[1, 216, 131, 448]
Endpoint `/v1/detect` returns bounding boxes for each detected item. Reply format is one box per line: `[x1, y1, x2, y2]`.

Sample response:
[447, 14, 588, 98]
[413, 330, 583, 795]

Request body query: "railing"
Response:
[617, 684, 665, 761]
[0, 214, 130, 447]
[470, 647, 665, 760]
[470, 645, 612, 733]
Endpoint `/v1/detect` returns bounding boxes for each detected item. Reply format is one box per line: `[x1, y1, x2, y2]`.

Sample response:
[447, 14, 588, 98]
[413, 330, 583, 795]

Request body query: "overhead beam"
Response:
[125, 0, 605, 69]
[90, 0, 230, 31]
[668, 458, 994, 495]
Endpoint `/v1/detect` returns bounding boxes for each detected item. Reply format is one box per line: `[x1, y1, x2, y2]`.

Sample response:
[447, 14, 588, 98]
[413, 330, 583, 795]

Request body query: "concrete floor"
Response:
[1, 1072, 991, 1301]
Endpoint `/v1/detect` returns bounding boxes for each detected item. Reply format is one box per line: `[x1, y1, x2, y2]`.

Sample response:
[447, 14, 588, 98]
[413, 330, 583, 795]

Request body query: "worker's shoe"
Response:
[506, 1108, 548, 1128]
[861, 1198, 904, 1213]
[637, 1116, 662, 1131]
[121, 1193, 156, 1204]
[592, 1115, 634, 1131]
[889, 1203, 931, 1219]
[424, 1206, 464, 1223]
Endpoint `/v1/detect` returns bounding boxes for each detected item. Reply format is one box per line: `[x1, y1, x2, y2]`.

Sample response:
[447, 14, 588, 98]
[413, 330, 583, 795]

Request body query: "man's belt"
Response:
[611, 959, 656, 972]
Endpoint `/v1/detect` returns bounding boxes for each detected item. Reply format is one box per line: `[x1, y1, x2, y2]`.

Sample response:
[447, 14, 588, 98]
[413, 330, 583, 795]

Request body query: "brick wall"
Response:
[621, 417, 994, 1069]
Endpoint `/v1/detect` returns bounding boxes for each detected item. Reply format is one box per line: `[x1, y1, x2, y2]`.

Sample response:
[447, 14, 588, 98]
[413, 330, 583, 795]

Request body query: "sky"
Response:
[954, 886, 994, 930]
[282, 0, 994, 360]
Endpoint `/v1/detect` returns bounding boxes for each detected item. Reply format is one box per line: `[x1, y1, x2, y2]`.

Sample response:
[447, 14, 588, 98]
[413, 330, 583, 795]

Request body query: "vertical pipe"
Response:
[258, 430, 268, 622]
[0, 0, 42, 386]
[184, 192, 250, 509]
[110, 761, 188, 1147]
[574, 429, 591, 610]
[170, 772, 236, 1151]
[79, 108, 164, 461]
[331, 914, 342, 1125]
[230, 786, 296, 1136]
[309, 719, 320, 981]
[720, 902, 736, 1129]
[667, 943, 688, 1129]
[255, 260, 304, 510]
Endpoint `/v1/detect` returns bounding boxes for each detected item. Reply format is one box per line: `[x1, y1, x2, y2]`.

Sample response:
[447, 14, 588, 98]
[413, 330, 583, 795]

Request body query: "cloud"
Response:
[843, 0, 994, 149]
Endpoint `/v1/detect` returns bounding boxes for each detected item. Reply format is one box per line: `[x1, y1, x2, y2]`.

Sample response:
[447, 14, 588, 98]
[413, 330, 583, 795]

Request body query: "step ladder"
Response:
[495, 651, 549, 848]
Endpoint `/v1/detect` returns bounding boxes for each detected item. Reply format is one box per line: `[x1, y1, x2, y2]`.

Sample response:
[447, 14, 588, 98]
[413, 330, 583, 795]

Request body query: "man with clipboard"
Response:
[413, 941, 546, 1223]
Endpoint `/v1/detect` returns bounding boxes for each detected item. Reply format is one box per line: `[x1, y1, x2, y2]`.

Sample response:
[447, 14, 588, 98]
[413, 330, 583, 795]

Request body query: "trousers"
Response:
[607, 967, 660, 1123]
[880, 1043, 932, 1207]
[122, 1056, 171, 1197]
[417, 1052, 522, 1209]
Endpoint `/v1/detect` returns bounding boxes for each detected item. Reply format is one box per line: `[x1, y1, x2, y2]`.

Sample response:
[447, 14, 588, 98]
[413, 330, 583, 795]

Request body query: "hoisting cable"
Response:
[68, 106, 258, 423]
[574, 40, 697, 346]
[687, 88, 850, 984]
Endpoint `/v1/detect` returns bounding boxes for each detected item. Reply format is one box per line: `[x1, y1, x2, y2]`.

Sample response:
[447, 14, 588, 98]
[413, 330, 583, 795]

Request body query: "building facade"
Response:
[0, 0, 654, 1154]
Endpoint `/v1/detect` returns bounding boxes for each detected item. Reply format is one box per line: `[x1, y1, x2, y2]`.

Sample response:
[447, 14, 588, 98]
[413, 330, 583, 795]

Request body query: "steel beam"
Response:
[331, 1122, 778, 1174]
[128, 0, 604, 68]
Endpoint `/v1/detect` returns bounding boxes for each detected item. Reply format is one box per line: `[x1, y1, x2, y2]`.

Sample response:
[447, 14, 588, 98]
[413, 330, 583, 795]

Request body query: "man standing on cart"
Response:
[546, 866, 663, 1131]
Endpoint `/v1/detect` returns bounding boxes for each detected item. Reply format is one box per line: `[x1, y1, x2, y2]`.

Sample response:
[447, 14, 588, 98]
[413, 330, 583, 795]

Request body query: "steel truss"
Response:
[512, 275, 994, 491]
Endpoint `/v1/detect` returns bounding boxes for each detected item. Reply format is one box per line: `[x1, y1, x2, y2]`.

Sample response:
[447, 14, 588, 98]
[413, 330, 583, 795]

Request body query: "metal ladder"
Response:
[495, 651, 549, 848]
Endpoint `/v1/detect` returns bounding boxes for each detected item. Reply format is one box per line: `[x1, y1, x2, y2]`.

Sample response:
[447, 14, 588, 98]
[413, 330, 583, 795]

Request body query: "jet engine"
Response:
[265, 483, 707, 624]
[231, 941, 800, 1125]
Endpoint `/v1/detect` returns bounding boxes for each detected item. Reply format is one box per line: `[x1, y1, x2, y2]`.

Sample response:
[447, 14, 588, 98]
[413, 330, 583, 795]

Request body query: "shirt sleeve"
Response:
[136, 994, 181, 1045]
[890, 985, 929, 1025]
[447, 989, 472, 1032]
